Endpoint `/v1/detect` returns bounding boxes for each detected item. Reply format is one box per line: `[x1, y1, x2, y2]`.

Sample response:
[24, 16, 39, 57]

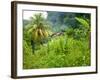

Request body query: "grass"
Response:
[23, 34, 90, 69]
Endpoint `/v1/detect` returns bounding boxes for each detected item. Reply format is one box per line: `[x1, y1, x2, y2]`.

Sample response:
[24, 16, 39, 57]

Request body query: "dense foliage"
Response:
[23, 12, 91, 69]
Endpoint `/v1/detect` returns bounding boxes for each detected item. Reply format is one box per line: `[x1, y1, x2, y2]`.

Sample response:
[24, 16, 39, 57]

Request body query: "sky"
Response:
[23, 11, 48, 20]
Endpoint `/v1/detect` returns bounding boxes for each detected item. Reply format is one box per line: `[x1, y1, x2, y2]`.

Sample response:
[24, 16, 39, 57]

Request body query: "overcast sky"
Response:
[23, 11, 48, 20]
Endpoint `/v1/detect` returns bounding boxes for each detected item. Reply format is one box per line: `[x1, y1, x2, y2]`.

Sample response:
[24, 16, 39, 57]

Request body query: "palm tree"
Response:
[24, 13, 52, 53]
[30, 13, 51, 44]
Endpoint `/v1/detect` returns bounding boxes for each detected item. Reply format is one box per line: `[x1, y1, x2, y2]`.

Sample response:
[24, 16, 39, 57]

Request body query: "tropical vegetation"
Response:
[23, 12, 91, 69]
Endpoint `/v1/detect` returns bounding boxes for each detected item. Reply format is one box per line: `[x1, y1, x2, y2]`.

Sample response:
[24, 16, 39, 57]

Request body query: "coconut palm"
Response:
[24, 13, 52, 52]
[29, 13, 51, 44]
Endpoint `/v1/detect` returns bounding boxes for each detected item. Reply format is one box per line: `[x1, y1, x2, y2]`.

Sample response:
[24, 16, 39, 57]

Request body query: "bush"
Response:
[23, 34, 90, 69]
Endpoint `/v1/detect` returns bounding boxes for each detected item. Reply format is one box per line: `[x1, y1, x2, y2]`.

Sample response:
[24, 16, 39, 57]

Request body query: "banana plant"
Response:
[75, 17, 91, 48]
[75, 17, 90, 35]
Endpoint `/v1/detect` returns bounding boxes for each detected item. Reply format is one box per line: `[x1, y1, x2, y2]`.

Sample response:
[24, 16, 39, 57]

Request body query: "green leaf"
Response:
[75, 17, 89, 29]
